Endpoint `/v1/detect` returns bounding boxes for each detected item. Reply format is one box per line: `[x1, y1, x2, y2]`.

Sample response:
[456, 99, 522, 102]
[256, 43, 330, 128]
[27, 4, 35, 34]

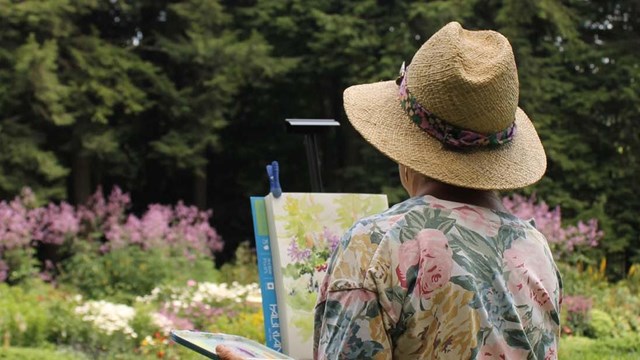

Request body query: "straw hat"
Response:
[343, 22, 546, 190]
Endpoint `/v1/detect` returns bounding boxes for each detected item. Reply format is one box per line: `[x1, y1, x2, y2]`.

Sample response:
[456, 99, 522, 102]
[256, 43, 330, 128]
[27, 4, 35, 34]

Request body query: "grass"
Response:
[0, 346, 89, 360]
[560, 335, 640, 360]
[0, 345, 208, 359]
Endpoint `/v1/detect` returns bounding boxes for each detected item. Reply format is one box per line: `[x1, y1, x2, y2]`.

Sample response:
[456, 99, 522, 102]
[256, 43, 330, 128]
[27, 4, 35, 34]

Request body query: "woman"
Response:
[220, 21, 562, 360]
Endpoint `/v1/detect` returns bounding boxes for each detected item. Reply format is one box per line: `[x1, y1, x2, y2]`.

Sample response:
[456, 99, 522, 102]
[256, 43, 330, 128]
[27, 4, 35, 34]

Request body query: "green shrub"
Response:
[589, 282, 640, 336]
[0, 346, 88, 360]
[556, 262, 608, 298]
[60, 243, 219, 303]
[1, 248, 39, 284]
[217, 241, 258, 285]
[587, 309, 616, 338]
[207, 310, 266, 344]
[0, 283, 50, 347]
[560, 334, 640, 360]
[14, 280, 133, 357]
[602, 285, 640, 335]
[625, 263, 640, 293]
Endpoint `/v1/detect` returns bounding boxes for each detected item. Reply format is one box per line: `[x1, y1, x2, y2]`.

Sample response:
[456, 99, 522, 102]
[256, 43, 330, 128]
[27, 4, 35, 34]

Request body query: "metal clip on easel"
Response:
[266, 161, 282, 198]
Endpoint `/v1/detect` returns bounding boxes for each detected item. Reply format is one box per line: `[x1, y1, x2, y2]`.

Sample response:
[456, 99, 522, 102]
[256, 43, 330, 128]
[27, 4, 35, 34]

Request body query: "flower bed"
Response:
[0, 278, 263, 359]
[1, 190, 639, 358]
[0, 187, 222, 287]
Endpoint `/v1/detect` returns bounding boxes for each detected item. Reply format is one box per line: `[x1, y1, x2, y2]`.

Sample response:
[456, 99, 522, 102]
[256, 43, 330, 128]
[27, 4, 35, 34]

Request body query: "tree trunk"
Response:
[73, 155, 91, 205]
[194, 172, 207, 210]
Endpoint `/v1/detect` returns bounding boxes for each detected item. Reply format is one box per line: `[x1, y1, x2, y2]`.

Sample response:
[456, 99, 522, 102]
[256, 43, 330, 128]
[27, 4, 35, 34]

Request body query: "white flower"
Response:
[135, 281, 263, 307]
[74, 300, 137, 338]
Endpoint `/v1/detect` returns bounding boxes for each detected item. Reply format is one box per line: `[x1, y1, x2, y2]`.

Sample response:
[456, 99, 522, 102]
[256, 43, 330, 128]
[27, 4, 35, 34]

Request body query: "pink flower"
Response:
[501, 194, 603, 258]
[31, 202, 80, 245]
[187, 279, 197, 287]
[563, 295, 592, 314]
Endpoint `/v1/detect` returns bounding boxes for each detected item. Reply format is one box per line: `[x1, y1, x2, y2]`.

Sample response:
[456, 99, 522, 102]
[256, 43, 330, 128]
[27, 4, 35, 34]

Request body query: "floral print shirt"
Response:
[313, 195, 562, 359]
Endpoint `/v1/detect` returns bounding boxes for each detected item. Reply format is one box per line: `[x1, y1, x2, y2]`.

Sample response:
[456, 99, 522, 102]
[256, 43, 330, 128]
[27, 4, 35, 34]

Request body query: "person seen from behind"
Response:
[218, 21, 562, 360]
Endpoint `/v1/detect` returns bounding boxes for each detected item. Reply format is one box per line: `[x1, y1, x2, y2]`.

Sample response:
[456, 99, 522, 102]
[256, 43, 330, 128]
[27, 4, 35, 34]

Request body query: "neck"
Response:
[411, 181, 507, 212]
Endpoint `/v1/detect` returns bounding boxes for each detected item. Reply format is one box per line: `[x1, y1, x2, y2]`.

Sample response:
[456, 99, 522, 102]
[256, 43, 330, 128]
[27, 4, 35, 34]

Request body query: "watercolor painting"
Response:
[264, 193, 388, 359]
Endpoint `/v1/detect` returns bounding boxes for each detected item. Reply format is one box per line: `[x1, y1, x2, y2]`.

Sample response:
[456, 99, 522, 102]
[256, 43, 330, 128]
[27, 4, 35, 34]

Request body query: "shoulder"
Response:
[325, 197, 429, 290]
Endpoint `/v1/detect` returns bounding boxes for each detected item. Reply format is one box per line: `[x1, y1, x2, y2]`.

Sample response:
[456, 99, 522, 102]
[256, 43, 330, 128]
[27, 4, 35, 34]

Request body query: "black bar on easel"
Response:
[304, 134, 323, 192]
[285, 119, 340, 193]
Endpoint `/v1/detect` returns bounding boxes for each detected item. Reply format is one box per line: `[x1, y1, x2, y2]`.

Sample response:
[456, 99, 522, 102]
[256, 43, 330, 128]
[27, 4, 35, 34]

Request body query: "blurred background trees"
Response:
[0, 0, 638, 275]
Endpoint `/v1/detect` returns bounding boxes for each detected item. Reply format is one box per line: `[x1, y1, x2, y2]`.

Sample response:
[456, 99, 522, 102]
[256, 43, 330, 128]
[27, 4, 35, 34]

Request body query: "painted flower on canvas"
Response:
[275, 194, 388, 344]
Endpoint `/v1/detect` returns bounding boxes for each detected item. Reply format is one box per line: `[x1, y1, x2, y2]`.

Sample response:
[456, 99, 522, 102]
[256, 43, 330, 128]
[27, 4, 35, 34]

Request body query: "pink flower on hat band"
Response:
[397, 65, 517, 148]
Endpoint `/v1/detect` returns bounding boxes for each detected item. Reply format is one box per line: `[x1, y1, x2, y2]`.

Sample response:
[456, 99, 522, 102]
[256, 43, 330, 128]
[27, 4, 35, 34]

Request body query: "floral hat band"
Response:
[397, 62, 517, 148]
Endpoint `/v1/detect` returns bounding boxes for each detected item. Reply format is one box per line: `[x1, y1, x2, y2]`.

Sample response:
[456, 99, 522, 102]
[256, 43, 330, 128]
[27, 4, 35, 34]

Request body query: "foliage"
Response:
[0, 347, 88, 360]
[0, 248, 39, 284]
[556, 261, 608, 296]
[220, 0, 640, 270]
[0, 275, 263, 359]
[217, 241, 259, 285]
[623, 263, 640, 293]
[0, 0, 637, 274]
[61, 244, 217, 304]
[559, 257, 640, 340]
[0, 0, 292, 209]
[559, 335, 640, 360]
[0, 283, 50, 347]
[586, 309, 616, 338]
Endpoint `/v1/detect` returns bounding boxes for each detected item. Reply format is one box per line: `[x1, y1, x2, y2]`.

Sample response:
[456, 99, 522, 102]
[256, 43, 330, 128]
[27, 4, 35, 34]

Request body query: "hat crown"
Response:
[407, 22, 519, 134]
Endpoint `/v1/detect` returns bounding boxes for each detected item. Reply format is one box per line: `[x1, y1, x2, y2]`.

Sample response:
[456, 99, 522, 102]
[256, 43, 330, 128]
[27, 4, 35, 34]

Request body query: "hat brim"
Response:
[344, 80, 547, 190]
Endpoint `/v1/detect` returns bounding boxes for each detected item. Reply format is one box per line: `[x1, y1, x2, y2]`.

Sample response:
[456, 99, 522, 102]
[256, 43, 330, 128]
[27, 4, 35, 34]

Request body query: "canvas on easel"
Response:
[262, 192, 388, 360]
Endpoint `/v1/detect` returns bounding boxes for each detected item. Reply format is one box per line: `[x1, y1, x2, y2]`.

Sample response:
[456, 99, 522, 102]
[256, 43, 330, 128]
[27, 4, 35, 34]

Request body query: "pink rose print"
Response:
[504, 239, 557, 311]
[453, 205, 501, 237]
[396, 229, 452, 298]
[415, 229, 453, 300]
[544, 345, 557, 360]
[479, 334, 529, 360]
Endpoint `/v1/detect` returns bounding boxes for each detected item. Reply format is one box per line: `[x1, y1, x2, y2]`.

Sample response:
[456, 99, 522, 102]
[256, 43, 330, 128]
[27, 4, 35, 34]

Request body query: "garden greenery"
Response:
[1, 190, 639, 358]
